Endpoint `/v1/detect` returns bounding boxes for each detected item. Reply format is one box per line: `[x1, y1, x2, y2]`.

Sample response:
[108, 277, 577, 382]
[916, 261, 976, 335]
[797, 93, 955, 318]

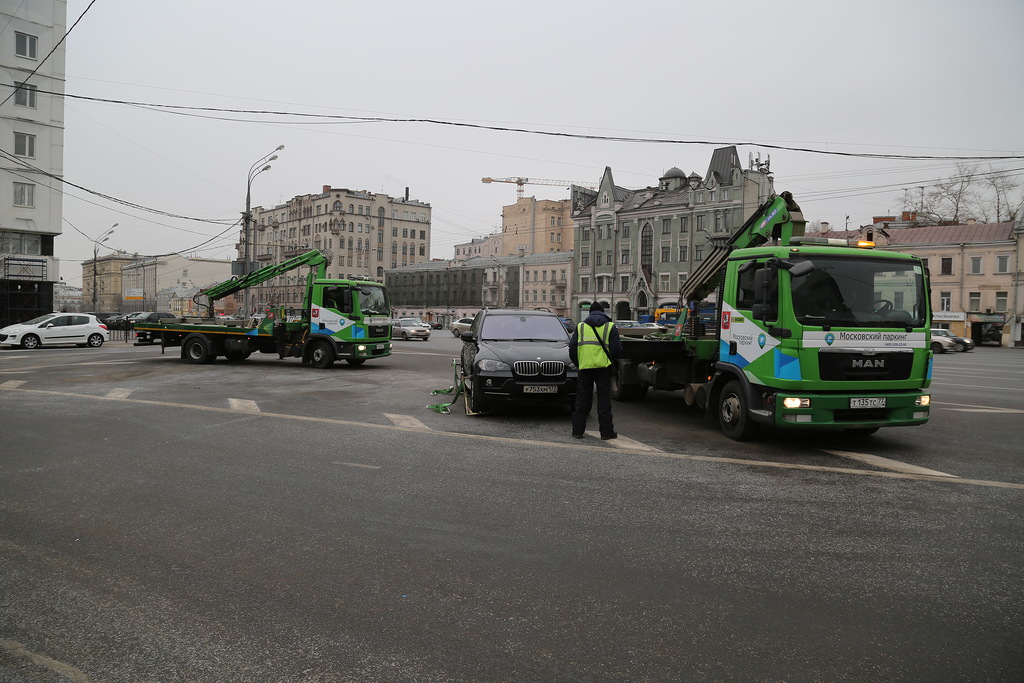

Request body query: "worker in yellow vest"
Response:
[569, 302, 623, 440]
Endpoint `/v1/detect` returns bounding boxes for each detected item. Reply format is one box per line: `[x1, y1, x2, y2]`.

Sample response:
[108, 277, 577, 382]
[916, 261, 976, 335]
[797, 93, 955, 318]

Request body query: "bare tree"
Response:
[906, 162, 1023, 224]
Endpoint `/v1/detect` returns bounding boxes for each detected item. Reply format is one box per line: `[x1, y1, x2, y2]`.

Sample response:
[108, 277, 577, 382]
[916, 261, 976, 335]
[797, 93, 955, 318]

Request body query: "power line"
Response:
[8, 84, 1024, 162]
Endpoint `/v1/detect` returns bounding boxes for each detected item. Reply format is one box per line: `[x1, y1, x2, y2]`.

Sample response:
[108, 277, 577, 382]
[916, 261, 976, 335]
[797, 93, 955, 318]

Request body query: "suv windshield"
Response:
[790, 256, 927, 328]
[480, 314, 568, 341]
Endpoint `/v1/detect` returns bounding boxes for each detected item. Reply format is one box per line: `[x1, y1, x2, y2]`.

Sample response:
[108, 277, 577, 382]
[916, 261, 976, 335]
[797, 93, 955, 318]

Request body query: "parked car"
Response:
[459, 308, 577, 414]
[0, 313, 108, 349]
[615, 320, 665, 337]
[930, 328, 973, 352]
[392, 318, 431, 341]
[429, 321, 444, 330]
[930, 334, 955, 354]
[84, 311, 119, 324]
[450, 317, 475, 337]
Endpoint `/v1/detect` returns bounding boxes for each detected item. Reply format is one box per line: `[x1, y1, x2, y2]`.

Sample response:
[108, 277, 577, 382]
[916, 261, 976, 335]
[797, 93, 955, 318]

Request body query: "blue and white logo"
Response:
[825, 333, 835, 346]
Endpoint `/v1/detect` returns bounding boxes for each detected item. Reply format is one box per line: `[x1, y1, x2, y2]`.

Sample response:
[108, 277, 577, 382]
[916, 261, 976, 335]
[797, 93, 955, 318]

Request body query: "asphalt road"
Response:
[1, 335, 1022, 682]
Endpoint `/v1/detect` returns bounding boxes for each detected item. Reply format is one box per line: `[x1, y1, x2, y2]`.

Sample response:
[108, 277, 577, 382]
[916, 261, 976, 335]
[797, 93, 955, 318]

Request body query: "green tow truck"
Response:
[611, 191, 934, 440]
[133, 250, 393, 368]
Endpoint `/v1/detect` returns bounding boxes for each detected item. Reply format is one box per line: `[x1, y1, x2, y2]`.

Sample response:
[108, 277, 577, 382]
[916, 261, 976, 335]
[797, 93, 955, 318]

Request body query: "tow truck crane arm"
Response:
[195, 249, 332, 312]
[679, 191, 806, 303]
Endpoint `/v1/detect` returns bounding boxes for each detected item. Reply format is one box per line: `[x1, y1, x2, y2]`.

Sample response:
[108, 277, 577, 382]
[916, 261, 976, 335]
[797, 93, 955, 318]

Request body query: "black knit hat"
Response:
[589, 302, 604, 313]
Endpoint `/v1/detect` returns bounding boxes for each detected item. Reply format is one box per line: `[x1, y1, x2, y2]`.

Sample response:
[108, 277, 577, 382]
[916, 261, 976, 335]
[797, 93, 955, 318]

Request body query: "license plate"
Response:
[850, 397, 886, 409]
[523, 385, 558, 394]
[375, 344, 386, 350]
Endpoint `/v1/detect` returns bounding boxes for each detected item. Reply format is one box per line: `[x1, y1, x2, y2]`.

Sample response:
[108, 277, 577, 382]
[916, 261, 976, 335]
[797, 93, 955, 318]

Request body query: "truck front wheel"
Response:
[184, 336, 214, 364]
[309, 341, 335, 369]
[718, 380, 758, 441]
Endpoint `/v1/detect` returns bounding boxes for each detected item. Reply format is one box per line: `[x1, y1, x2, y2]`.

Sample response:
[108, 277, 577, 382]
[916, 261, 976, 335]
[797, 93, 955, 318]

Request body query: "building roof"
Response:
[881, 222, 1014, 246]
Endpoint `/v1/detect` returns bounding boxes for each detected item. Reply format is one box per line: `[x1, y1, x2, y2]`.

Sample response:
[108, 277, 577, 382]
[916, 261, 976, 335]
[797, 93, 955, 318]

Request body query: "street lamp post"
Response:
[242, 145, 284, 318]
[91, 223, 117, 311]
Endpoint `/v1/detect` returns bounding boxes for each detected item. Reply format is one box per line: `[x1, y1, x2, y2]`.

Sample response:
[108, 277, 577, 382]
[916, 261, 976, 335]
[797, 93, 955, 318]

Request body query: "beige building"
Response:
[81, 253, 141, 313]
[245, 185, 430, 314]
[453, 233, 502, 260]
[500, 197, 574, 257]
[120, 254, 232, 316]
[851, 219, 1023, 347]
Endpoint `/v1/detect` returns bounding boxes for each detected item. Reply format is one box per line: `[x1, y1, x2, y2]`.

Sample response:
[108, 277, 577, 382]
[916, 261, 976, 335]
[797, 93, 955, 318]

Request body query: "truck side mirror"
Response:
[787, 260, 814, 277]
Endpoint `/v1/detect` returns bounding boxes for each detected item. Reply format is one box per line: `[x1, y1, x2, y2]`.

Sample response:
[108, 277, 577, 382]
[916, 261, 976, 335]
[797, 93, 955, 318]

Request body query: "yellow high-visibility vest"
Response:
[576, 321, 613, 369]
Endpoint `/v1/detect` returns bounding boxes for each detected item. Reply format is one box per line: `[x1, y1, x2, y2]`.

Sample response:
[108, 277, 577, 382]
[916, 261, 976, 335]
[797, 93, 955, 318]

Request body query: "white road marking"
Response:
[936, 401, 1024, 414]
[228, 398, 260, 413]
[822, 450, 959, 478]
[585, 431, 662, 451]
[333, 461, 382, 469]
[385, 413, 430, 429]
[4, 383, 1023, 490]
[0, 380, 26, 389]
[105, 388, 134, 399]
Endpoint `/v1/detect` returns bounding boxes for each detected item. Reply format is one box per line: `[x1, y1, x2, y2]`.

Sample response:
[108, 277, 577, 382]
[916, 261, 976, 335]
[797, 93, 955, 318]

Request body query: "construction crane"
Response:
[481, 176, 598, 199]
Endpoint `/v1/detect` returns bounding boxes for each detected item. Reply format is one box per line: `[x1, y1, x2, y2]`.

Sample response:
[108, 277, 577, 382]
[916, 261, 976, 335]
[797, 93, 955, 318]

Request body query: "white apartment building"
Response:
[0, 0, 66, 325]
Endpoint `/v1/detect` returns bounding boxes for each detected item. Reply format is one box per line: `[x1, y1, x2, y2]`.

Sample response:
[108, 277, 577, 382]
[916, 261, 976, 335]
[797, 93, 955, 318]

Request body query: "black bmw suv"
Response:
[460, 309, 578, 414]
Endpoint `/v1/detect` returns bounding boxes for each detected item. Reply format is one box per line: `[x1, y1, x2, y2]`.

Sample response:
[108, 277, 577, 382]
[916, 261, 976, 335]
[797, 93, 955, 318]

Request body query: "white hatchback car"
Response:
[0, 313, 109, 349]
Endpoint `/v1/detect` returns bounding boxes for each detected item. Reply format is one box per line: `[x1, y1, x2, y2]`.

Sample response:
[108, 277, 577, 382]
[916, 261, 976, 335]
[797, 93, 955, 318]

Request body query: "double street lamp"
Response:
[91, 223, 117, 311]
[242, 145, 284, 317]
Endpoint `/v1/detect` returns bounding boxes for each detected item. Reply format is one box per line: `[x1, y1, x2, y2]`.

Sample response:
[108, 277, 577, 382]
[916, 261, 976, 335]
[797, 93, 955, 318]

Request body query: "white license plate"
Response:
[523, 385, 558, 394]
[375, 344, 386, 350]
[850, 397, 886, 409]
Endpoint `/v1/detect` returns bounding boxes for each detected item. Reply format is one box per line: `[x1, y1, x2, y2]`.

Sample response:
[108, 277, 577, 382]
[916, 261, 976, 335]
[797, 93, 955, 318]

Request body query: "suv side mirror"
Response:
[460, 331, 475, 343]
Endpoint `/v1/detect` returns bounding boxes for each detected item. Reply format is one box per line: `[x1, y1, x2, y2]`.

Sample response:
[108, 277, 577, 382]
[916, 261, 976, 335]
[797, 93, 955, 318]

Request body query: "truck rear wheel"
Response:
[184, 336, 214, 364]
[718, 380, 758, 441]
[309, 341, 335, 369]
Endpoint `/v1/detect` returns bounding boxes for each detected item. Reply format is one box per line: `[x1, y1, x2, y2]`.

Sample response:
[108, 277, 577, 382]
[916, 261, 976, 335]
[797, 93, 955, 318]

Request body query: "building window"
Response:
[597, 278, 605, 293]
[660, 246, 670, 262]
[678, 244, 688, 261]
[581, 252, 589, 267]
[620, 275, 629, 291]
[939, 291, 951, 312]
[996, 255, 1009, 273]
[620, 248, 630, 265]
[659, 273, 670, 290]
[968, 292, 981, 310]
[696, 215, 706, 231]
[714, 213, 723, 232]
[940, 257, 953, 275]
[13, 182, 35, 207]
[662, 218, 671, 234]
[695, 245, 704, 261]
[970, 256, 983, 274]
[995, 291, 1008, 312]
[14, 132, 35, 158]
[14, 82, 37, 108]
[680, 216, 688, 233]
[640, 226, 652, 268]
[582, 227, 591, 241]
[595, 251, 602, 266]
[621, 224, 630, 238]
[580, 277, 590, 292]
[15, 32, 37, 59]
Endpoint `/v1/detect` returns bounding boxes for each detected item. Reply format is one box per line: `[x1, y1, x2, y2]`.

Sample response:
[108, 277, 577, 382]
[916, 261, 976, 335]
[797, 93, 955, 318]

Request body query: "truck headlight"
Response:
[356, 344, 367, 352]
[782, 397, 811, 409]
[477, 359, 510, 372]
[915, 395, 930, 406]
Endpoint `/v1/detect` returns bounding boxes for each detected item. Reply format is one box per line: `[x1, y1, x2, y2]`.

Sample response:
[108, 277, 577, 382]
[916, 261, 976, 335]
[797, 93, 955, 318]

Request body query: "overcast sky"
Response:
[53, 0, 1024, 285]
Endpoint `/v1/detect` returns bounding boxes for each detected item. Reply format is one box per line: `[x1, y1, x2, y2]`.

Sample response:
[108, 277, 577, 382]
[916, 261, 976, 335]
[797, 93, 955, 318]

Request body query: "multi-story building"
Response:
[0, 0, 66, 325]
[850, 218, 1024, 347]
[120, 254, 232, 316]
[385, 251, 574, 324]
[81, 252, 141, 313]
[453, 233, 502, 260]
[244, 185, 430, 314]
[500, 196, 574, 256]
[571, 146, 774, 320]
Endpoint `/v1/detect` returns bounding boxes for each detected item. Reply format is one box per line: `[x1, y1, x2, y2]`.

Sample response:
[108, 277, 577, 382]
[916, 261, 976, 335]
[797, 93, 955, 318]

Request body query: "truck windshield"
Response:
[357, 285, 390, 316]
[790, 256, 926, 328]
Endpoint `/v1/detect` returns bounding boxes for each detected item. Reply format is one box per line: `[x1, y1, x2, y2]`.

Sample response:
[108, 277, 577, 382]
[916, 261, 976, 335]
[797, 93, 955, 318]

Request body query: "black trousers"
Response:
[572, 366, 615, 436]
